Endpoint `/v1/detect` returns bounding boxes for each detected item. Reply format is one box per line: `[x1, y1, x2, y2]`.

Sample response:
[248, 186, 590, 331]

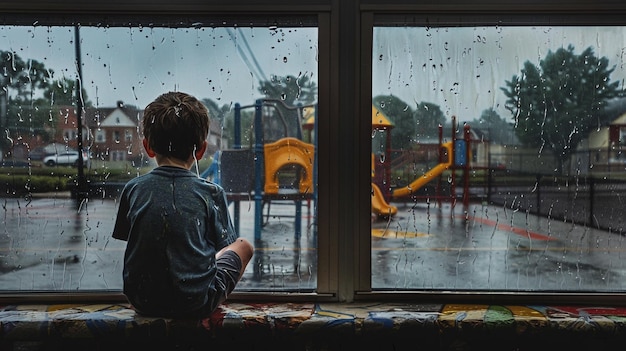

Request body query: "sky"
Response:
[0, 25, 318, 110]
[373, 26, 626, 121]
[1, 24, 626, 124]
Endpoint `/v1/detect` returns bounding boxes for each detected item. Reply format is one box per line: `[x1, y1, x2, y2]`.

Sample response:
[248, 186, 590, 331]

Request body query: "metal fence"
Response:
[481, 168, 626, 234]
[387, 147, 626, 234]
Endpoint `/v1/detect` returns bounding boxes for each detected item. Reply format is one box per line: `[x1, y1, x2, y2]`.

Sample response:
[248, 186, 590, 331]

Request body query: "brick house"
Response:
[13, 101, 223, 164]
[11, 105, 89, 161]
[83, 101, 223, 163]
[83, 101, 143, 163]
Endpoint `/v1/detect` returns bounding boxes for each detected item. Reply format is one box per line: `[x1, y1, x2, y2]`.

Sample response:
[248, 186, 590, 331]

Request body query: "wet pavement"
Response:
[1, 193, 625, 293]
[0, 194, 317, 292]
[374, 200, 626, 291]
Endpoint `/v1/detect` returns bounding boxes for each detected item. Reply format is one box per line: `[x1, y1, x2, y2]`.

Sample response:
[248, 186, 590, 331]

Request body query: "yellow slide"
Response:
[392, 163, 450, 198]
[391, 142, 454, 198]
[371, 183, 398, 217]
[263, 137, 315, 194]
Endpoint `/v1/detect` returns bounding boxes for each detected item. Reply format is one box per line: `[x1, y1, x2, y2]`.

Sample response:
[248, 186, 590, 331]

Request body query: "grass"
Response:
[0, 157, 214, 195]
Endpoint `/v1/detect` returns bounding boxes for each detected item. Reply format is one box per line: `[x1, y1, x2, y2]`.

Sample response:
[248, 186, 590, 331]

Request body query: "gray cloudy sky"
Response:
[373, 26, 626, 121]
[1, 23, 625, 123]
[0, 25, 318, 109]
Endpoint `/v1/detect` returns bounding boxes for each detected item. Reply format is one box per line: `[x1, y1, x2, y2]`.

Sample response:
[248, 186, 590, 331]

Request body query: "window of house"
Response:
[63, 129, 77, 142]
[96, 129, 106, 143]
[371, 16, 626, 293]
[111, 150, 126, 162]
[0, 14, 320, 296]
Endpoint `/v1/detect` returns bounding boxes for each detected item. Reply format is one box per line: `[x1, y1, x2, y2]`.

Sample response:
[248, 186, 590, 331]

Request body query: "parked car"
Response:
[29, 147, 55, 161]
[43, 150, 90, 167]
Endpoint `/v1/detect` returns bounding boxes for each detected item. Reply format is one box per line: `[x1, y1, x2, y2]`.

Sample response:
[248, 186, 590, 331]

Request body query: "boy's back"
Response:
[113, 91, 253, 318]
[113, 165, 237, 316]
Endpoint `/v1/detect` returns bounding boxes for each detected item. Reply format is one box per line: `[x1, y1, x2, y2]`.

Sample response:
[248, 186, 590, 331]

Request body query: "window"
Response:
[1, 0, 625, 306]
[0, 10, 321, 297]
[370, 15, 626, 294]
[96, 129, 106, 143]
[63, 129, 77, 142]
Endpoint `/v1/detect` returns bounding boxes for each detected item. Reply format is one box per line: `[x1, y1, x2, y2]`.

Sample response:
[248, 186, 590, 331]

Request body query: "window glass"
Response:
[372, 25, 626, 291]
[0, 21, 318, 293]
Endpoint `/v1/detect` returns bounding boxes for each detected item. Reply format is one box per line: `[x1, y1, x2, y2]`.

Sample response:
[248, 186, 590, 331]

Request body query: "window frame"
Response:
[355, 1, 626, 306]
[0, 0, 337, 305]
[0, 0, 626, 306]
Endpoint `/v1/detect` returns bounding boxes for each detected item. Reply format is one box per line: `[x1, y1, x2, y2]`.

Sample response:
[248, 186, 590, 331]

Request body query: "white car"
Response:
[43, 150, 89, 167]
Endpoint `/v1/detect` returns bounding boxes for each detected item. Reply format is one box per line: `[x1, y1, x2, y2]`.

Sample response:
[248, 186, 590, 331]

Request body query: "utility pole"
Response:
[74, 24, 88, 203]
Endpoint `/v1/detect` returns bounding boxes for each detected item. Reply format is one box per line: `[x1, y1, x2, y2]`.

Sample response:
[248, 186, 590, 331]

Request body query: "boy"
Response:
[112, 91, 254, 318]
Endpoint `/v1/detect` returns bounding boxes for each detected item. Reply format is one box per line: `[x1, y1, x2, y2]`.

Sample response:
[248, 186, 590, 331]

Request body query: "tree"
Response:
[372, 95, 415, 151]
[501, 45, 623, 173]
[0, 51, 56, 152]
[201, 98, 236, 146]
[0, 51, 97, 155]
[257, 73, 317, 106]
[44, 77, 91, 107]
[201, 98, 232, 125]
[472, 108, 514, 145]
[413, 102, 446, 141]
[257, 74, 317, 141]
[372, 95, 448, 151]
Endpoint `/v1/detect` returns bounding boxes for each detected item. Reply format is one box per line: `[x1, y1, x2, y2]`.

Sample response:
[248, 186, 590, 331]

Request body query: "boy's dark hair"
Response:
[142, 92, 210, 161]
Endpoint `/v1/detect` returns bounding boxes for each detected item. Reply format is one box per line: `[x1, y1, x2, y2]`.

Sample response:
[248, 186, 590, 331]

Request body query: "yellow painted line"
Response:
[371, 229, 431, 238]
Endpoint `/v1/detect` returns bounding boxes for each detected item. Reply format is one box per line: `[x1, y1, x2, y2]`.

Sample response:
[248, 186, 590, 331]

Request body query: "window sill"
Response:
[1, 301, 625, 350]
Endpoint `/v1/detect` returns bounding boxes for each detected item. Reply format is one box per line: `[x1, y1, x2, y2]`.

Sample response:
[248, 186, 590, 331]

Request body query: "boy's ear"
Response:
[195, 140, 208, 160]
[142, 138, 156, 158]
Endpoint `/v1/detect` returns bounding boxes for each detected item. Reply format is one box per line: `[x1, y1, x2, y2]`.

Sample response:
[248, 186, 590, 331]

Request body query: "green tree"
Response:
[201, 98, 236, 146]
[501, 45, 622, 173]
[257, 73, 317, 106]
[256, 74, 317, 141]
[472, 108, 514, 145]
[0, 52, 96, 154]
[44, 77, 91, 107]
[413, 102, 446, 141]
[0, 51, 55, 152]
[373, 95, 414, 151]
[201, 98, 233, 125]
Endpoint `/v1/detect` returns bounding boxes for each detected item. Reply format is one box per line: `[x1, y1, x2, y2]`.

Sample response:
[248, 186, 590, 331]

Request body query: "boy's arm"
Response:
[112, 193, 131, 241]
[211, 185, 238, 249]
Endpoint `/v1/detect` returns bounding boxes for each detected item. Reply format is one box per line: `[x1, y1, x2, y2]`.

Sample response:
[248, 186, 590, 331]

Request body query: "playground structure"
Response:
[218, 99, 317, 241]
[213, 100, 469, 237]
[371, 107, 472, 218]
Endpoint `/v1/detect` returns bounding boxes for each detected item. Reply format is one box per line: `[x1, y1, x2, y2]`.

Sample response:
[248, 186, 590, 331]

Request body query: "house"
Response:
[577, 111, 626, 173]
[82, 101, 223, 164]
[14, 105, 90, 161]
[83, 101, 143, 163]
[206, 120, 226, 156]
[7, 99, 225, 165]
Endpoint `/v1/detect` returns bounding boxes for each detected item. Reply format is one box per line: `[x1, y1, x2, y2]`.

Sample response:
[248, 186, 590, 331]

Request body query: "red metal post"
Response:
[450, 116, 456, 209]
[437, 124, 443, 208]
[463, 123, 471, 208]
